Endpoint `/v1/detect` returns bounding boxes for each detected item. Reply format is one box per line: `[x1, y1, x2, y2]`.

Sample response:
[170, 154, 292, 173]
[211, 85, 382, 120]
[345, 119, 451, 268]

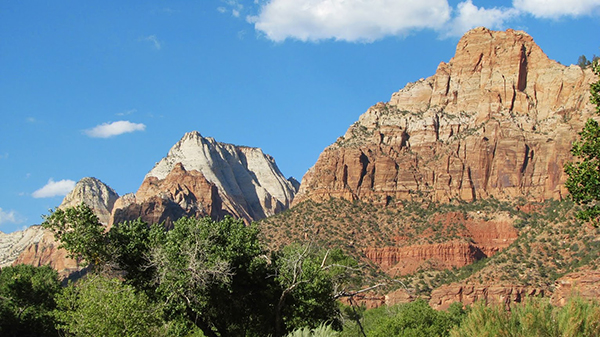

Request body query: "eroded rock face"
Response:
[12, 230, 80, 279]
[0, 226, 46, 268]
[111, 163, 222, 226]
[429, 283, 545, 310]
[363, 212, 518, 276]
[552, 268, 600, 306]
[59, 177, 119, 225]
[5, 178, 117, 275]
[294, 27, 597, 206]
[112, 131, 296, 225]
[365, 242, 485, 276]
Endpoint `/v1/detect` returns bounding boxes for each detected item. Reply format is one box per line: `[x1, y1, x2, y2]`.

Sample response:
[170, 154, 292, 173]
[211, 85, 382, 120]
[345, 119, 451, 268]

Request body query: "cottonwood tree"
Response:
[565, 61, 600, 224]
[0, 264, 61, 337]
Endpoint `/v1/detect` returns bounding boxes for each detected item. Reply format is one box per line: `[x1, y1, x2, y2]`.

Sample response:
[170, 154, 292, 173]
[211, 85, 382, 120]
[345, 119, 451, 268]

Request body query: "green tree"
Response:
[0, 264, 61, 337]
[54, 274, 167, 337]
[42, 203, 107, 267]
[105, 218, 164, 291]
[149, 216, 278, 337]
[565, 61, 600, 223]
[274, 244, 360, 336]
[368, 299, 466, 337]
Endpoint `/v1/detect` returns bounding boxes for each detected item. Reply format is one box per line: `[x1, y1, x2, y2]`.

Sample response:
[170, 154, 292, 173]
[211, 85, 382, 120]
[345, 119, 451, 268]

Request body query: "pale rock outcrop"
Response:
[113, 131, 296, 225]
[8, 177, 117, 276]
[294, 27, 597, 206]
[0, 226, 46, 268]
[59, 177, 119, 225]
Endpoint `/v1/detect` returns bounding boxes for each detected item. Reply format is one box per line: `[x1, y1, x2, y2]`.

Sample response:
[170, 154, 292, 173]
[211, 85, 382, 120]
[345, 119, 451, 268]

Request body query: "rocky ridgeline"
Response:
[294, 27, 597, 206]
[6, 134, 296, 271]
[111, 131, 297, 226]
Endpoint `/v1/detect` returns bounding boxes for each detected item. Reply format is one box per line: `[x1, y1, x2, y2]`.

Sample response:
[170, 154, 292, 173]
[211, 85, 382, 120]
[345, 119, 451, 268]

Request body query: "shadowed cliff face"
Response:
[294, 27, 597, 206]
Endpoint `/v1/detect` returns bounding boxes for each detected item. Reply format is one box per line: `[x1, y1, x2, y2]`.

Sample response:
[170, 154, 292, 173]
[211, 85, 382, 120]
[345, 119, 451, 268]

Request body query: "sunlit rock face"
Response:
[112, 131, 297, 226]
[294, 27, 597, 206]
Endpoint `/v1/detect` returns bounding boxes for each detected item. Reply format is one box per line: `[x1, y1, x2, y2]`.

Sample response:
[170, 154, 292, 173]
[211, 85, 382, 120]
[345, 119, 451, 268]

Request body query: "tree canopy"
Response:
[565, 60, 600, 223]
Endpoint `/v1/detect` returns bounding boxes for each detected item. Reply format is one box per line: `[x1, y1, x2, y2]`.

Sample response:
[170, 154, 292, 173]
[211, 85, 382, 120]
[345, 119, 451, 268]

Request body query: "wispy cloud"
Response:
[514, 0, 600, 18]
[116, 109, 137, 116]
[218, 0, 244, 17]
[32, 179, 76, 199]
[26, 117, 38, 123]
[247, 0, 600, 42]
[0, 153, 8, 160]
[142, 35, 162, 50]
[0, 208, 24, 225]
[84, 120, 146, 138]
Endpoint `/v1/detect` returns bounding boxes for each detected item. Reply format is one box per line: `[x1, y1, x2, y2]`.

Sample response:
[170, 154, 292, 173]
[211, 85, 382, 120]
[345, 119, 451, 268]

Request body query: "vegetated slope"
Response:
[260, 198, 600, 307]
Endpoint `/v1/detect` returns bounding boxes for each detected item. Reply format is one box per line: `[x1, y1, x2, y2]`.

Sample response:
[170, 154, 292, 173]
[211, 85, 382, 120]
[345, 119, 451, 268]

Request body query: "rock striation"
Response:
[0, 226, 46, 268]
[59, 177, 119, 225]
[112, 131, 297, 225]
[429, 283, 545, 310]
[9, 177, 117, 276]
[365, 242, 485, 277]
[551, 268, 600, 306]
[294, 27, 597, 206]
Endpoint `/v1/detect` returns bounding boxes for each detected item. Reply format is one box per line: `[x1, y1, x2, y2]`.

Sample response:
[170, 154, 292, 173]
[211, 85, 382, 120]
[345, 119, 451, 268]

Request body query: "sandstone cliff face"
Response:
[5, 178, 117, 273]
[13, 230, 80, 279]
[552, 268, 600, 306]
[365, 242, 485, 276]
[429, 283, 545, 310]
[294, 27, 597, 206]
[0, 226, 46, 268]
[111, 163, 222, 226]
[59, 177, 119, 225]
[362, 211, 517, 276]
[112, 131, 297, 225]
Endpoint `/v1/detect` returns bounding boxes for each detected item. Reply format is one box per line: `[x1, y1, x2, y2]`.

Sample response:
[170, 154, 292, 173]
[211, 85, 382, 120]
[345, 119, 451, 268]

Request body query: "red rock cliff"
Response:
[294, 27, 597, 206]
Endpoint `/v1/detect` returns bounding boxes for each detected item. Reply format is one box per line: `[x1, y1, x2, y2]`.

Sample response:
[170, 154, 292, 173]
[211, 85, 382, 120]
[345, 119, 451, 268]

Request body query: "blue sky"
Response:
[1, 0, 599, 233]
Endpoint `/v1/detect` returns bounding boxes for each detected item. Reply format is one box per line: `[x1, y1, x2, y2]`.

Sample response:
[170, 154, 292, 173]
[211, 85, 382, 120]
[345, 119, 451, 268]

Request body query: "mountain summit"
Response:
[294, 27, 597, 206]
[112, 131, 297, 225]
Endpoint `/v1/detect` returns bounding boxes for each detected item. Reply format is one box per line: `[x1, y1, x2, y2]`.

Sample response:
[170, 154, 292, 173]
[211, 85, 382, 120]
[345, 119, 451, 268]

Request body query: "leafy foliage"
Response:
[149, 216, 278, 336]
[55, 275, 167, 337]
[0, 264, 61, 337]
[565, 61, 600, 224]
[451, 297, 600, 337]
[341, 299, 467, 337]
[42, 203, 107, 266]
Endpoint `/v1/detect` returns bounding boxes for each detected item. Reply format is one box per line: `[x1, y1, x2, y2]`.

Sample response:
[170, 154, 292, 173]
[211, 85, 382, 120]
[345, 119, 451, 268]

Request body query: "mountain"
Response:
[59, 177, 119, 225]
[294, 27, 596, 206]
[4, 177, 117, 276]
[111, 131, 297, 226]
[262, 27, 599, 307]
[7, 133, 296, 275]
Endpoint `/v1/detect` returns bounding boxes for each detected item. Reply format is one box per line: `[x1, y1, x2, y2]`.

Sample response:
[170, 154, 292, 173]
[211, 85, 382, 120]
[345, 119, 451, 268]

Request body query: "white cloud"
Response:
[445, 1, 519, 37]
[0, 153, 8, 160]
[84, 120, 146, 138]
[513, 0, 600, 18]
[249, 0, 452, 42]
[0, 208, 23, 225]
[32, 179, 76, 199]
[143, 35, 162, 50]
